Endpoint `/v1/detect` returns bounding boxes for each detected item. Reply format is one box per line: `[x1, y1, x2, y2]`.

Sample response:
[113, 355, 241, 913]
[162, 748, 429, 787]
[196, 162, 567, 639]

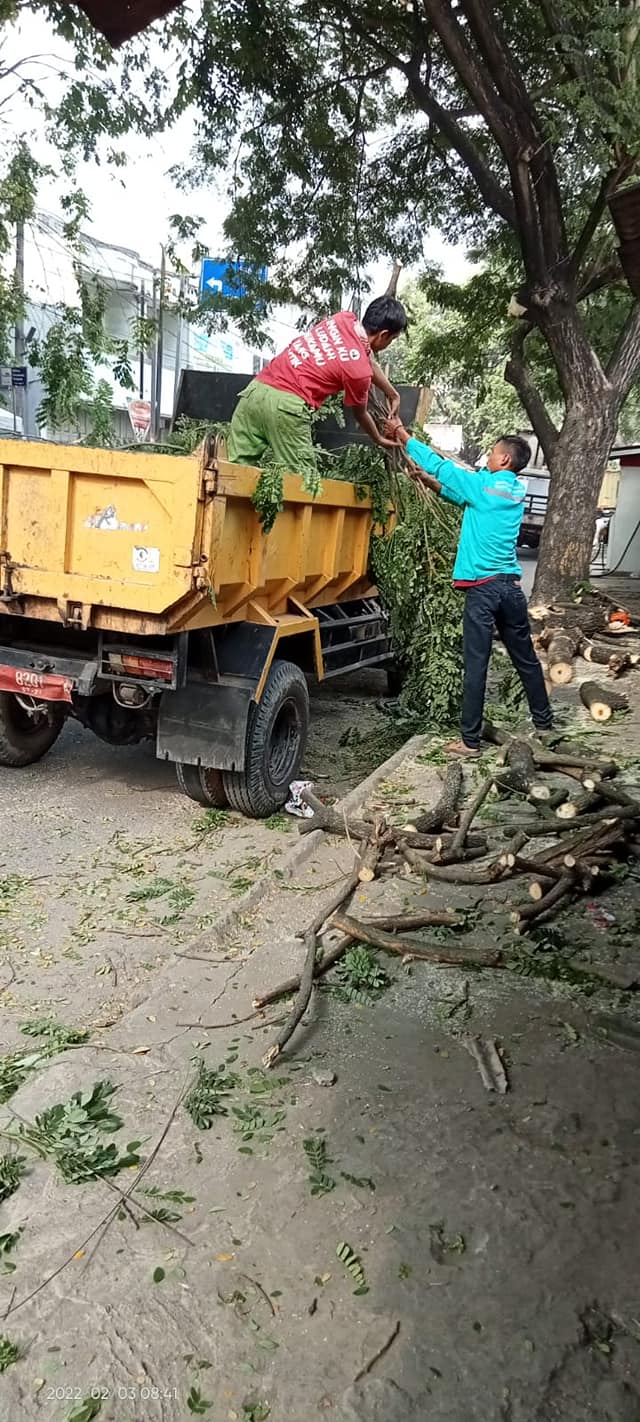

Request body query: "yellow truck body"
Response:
[0, 439, 374, 636]
[0, 438, 392, 817]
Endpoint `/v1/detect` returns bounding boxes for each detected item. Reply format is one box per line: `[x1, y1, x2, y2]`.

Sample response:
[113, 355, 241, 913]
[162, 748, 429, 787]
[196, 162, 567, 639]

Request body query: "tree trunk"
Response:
[532, 392, 618, 603]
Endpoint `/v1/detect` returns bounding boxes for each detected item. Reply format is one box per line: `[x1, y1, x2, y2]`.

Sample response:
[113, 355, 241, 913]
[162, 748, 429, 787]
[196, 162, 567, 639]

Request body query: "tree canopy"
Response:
[165, 0, 640, 594]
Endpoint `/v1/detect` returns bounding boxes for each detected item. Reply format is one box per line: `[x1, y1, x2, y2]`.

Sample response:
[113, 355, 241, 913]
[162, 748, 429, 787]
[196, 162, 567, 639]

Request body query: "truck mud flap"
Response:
[156, 681, 252, 771]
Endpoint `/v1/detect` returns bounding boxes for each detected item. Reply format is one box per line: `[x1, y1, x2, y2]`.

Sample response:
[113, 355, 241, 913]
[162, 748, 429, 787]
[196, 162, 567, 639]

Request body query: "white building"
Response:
[19, 210, 272, 442]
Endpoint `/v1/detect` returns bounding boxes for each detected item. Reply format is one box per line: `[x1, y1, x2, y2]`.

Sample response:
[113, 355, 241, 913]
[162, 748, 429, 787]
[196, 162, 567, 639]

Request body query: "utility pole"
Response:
[138, 280, 146, 399]
[173, 274, 185, 418]
[152, 246, 166, 442]
[14, 217, 25, 435]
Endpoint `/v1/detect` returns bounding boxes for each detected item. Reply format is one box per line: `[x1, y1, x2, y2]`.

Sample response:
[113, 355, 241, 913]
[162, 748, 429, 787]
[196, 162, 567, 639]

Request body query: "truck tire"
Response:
[175, 762, 228, 808]
[0, 693, 65, 768]
[222, 659, 309, 818]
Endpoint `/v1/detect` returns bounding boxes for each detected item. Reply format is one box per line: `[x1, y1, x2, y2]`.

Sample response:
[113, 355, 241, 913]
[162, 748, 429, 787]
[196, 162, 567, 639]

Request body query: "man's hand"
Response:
[383, 415, 410, 446]
[389, 389, 401, 417]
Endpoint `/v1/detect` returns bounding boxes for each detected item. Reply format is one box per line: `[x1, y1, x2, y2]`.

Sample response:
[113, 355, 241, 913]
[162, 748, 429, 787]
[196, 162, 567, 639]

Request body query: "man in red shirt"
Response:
[226, 296, 408, 475]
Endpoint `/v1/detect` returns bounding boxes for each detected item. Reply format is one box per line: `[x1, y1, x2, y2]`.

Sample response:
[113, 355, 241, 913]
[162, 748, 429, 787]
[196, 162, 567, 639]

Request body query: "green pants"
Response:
[226, 379, 316, 473]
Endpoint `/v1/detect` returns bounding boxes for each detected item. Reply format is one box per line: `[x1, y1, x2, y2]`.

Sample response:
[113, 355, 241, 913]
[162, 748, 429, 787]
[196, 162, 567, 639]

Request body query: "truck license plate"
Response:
[0, 664, 74, 702]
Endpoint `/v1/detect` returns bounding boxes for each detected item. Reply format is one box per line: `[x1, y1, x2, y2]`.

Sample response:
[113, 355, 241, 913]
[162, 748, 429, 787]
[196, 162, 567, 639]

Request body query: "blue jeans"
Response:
[461, 576, 552, 749]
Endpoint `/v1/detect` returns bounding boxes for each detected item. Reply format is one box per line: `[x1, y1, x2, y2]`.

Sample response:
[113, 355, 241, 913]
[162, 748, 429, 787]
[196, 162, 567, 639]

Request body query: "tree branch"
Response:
[337, 0, 517, 230]
[418, 0, 554, 283]
[577, 260, 624, 302]
[607, 301, 640, 395]
[569, 166, 635, 282]
[404, 63, 516, 229]
[504, 323, 559, 463]
[458, 0, 567, 268]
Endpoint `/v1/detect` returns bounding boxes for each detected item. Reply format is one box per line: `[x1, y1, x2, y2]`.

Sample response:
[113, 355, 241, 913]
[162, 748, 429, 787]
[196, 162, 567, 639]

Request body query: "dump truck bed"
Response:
[0, 440, 376, 635]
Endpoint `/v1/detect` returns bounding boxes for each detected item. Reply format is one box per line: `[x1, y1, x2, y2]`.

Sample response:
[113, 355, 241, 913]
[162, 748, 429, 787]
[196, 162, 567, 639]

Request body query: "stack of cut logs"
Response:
[530, 597, 639, 721]
[254, 725, 640, 1066]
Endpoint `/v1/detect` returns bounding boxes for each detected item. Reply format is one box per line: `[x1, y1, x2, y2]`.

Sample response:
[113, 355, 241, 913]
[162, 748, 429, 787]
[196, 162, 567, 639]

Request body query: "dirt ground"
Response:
[1, 669, 640, 1421]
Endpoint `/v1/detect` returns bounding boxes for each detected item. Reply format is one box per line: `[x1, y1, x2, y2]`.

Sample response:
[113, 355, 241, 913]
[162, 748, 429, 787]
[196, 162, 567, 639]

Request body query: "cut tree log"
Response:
[542, 627, 583, 685]
[579, 681, 629, 722]
[493, 740, 537, 796]
[529, 602, 608, 637]
[253, 910, 463, 1009]
[414, 762, 463, 834]
[511, 875, 574, 932]
[582, 642, 636, 677]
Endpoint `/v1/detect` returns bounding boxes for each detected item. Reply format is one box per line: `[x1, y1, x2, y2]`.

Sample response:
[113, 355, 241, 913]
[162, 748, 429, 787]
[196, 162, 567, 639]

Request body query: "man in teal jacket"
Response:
[385, 418, 553, 756]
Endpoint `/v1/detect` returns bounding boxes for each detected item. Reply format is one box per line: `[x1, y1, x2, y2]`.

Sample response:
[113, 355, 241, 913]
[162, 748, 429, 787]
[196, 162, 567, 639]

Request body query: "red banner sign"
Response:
[0, 664, 74, 703]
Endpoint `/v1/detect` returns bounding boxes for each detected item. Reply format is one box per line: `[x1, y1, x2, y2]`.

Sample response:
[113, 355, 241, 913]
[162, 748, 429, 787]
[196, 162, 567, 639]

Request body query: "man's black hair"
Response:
[362, 295, 408, 335]
[498, 434, 531, 473]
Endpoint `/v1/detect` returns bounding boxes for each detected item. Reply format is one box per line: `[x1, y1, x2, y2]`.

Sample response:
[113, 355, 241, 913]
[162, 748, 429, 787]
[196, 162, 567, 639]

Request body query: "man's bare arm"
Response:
[370, 361, 401, 415]
[352, 403, 397, 449]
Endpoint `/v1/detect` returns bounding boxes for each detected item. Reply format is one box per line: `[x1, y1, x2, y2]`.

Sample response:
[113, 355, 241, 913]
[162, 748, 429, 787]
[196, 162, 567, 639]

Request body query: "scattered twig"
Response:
[240, 1272, 277, 1317]
[354, 1320, 401, 1382]
[463, 1037, 508, 1093]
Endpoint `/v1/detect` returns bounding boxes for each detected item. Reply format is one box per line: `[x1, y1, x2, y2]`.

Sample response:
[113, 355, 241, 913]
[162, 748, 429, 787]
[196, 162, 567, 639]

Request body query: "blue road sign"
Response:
[11, 366, 27, 388]
[199, 259, 267, 300]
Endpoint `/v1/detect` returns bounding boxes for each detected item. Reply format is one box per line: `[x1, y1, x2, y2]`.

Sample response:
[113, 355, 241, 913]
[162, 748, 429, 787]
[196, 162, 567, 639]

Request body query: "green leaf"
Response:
[0, 1335, 20, 1372]
[65, 1400, 102, 1422]
[187, 1385, 213, 1414]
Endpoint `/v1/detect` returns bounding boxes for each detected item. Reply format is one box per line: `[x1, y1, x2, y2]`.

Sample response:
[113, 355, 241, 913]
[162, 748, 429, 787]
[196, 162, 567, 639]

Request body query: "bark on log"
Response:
[512, 875, 575, 932]
[529, 603, 608, 637]
[583, 642, 636, 677]
[414, 762, 463, 834]
[544, 628, 582, 685]
[482, 722, 615, 774]
[579, 681, 629, 722]
[403, 830, 488, 852]
[494, 740, 537, 795]
[399, 842, 501, 884]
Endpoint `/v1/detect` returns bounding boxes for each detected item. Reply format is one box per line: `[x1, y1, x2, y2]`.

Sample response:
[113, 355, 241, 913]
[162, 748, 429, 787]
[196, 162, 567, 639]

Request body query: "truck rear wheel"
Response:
[0, 693, 65, 768]
[222, 659, 309, 818]
[175, 762, 228, 808]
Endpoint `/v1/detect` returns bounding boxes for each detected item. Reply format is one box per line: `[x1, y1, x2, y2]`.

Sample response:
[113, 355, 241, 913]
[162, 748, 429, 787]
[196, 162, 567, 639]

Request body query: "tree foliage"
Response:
[28, 274, 134, 434]
[165, 0, 640, 595]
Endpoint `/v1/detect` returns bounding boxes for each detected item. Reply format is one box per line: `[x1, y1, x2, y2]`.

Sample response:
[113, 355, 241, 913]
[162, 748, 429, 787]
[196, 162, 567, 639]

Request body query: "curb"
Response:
[160, 731, 428, 953]
[205, 731, 427, 943]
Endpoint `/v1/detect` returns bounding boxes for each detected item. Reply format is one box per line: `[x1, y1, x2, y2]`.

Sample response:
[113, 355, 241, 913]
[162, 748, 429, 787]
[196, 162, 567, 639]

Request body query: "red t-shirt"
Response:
[257, 311, 372, 409]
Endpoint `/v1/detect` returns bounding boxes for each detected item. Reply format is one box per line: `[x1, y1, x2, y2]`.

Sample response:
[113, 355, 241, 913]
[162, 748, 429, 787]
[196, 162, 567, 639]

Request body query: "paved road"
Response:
[519, 546, 537, 598]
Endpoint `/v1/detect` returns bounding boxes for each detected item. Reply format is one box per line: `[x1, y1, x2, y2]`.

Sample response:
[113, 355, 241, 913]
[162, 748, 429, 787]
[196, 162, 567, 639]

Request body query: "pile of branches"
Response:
[255, 730, 640, 1065]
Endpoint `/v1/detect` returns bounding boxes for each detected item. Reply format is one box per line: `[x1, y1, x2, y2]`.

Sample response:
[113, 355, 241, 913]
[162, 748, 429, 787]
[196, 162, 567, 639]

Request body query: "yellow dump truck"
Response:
[0, 437, 392, 816]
